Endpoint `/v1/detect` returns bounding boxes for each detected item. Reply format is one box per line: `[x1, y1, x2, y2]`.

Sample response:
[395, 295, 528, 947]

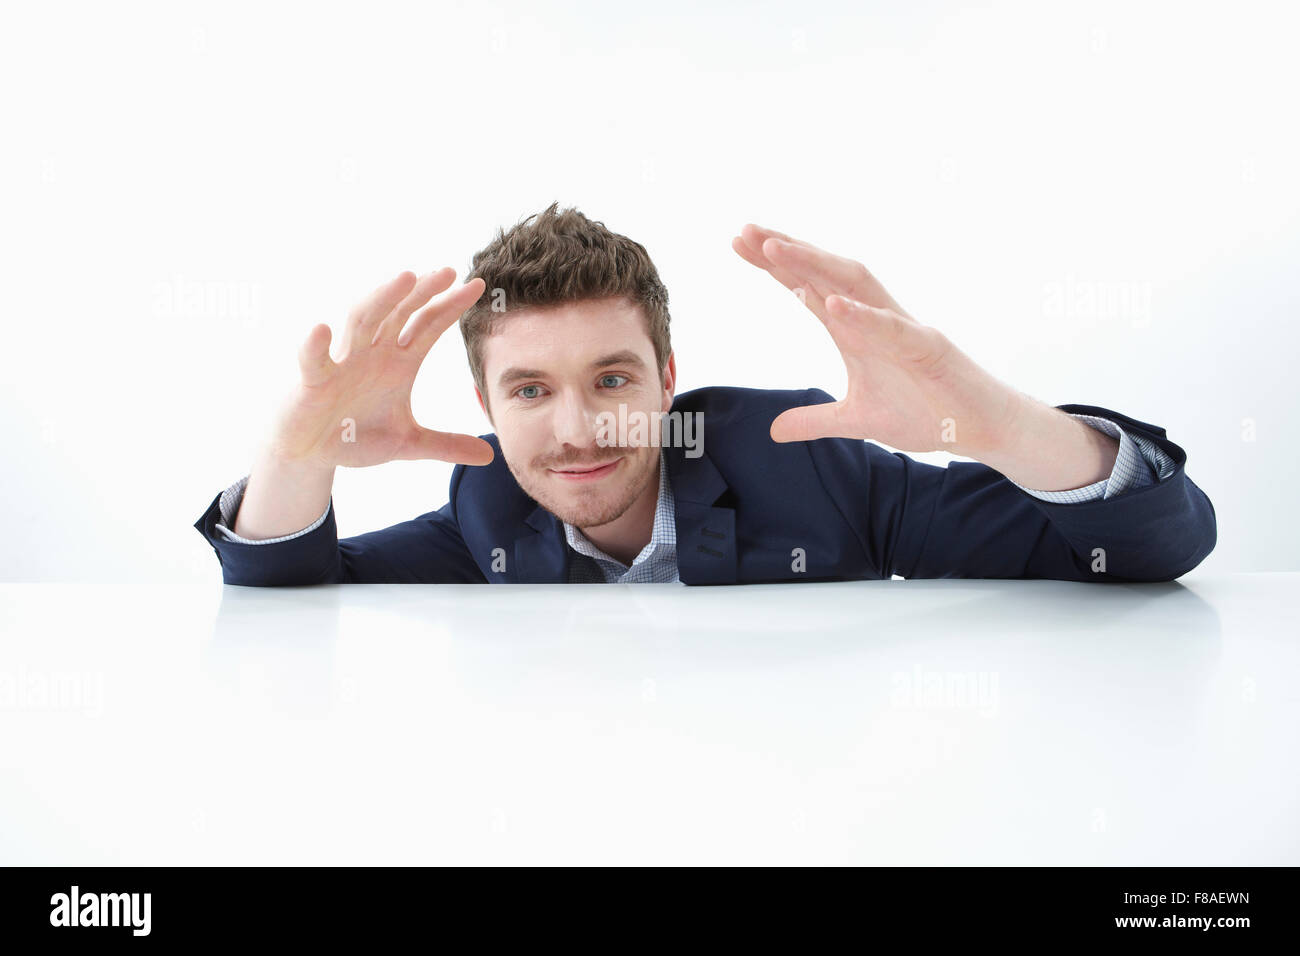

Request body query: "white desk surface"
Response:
[1, 574, 1295, 865]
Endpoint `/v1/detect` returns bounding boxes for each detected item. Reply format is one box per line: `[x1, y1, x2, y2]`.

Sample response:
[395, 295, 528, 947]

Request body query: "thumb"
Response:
[769, 401, 845, 443]
[297, 323, 336, 387]
[401, 428, 496, 466]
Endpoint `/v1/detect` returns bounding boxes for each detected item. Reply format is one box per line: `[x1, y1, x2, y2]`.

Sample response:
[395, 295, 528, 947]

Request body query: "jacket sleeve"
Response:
[802, 390, 1217, 582]
[192, 466, 487, 586]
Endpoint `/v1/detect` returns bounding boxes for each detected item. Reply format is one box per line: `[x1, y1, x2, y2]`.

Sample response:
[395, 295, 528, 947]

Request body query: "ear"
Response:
[474, 386, 492, 425]
[660, 351, 677, 412]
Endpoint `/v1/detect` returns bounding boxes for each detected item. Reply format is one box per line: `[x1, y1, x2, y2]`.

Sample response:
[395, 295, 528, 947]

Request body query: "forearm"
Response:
[972, 391, 1120, 492]
[233, 445, 337, 540]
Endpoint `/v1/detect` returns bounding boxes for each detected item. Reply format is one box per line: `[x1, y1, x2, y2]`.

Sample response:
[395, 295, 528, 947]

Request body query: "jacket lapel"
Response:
[512, 506, 570, 583]
[668, 446, 739, 585]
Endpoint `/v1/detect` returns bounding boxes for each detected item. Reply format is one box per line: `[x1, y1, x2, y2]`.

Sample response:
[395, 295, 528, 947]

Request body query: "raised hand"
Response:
[268, 268, 494, 469]
[732, 224, 1018, 458]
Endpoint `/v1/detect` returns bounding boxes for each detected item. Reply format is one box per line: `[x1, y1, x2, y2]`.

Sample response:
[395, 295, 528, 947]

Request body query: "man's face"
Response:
[477, 297, 674, 529]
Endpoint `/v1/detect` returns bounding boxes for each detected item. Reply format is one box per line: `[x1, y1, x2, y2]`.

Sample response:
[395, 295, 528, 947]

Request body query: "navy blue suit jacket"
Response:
[193, 386, 1217, 585]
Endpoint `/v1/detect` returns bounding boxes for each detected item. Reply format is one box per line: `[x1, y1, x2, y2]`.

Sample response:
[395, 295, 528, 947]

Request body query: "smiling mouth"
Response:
[548, 458, 622, 481]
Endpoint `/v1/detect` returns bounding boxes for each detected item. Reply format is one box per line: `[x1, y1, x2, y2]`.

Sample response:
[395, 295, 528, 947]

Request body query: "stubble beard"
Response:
[509, 445, 659, 530]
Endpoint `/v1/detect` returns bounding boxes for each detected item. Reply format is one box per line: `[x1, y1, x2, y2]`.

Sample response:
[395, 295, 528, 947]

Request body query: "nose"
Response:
[551, 388, 600, 451]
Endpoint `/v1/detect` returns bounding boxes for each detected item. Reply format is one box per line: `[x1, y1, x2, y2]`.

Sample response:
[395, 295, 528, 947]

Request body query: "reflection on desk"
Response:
[0, 575, 1294, 865]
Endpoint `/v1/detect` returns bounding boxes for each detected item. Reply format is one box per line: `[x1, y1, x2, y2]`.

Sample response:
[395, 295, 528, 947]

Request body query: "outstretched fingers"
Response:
[345, 271, 418, 351]
[760, 234, 910, 318]
[370, 267, 458, 347]
[733, 227, 832, 322]
[397, 276, 487, 352]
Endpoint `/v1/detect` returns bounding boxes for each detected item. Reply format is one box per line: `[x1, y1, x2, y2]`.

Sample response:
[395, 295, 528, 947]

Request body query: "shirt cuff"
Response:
[214, 474, 332, 544]
[1011, 414, 1177, 503]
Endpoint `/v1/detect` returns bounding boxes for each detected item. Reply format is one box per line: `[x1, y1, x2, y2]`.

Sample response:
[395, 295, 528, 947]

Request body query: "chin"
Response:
[508, 447, 658, 529]
[539, 484, 633, 528]
[554, 503, 624, 528]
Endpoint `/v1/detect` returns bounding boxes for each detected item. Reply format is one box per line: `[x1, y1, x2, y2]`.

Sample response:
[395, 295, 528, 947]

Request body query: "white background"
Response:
[2, 0, 1297, 582]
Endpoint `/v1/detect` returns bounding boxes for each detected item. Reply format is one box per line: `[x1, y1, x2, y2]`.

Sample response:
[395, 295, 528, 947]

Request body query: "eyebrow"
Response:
[496, 350, 648, 389]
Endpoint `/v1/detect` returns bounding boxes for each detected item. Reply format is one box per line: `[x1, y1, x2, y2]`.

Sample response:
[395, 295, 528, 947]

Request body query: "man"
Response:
[193, 203, 1216, 585]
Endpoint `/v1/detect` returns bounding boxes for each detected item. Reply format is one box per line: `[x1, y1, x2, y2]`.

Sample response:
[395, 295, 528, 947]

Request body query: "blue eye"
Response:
[517, 384, 544, 400]
[599, 374, 629, 388]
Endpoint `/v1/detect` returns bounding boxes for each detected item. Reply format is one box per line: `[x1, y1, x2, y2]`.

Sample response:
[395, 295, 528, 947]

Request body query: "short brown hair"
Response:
[460, 202, 672, 410]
